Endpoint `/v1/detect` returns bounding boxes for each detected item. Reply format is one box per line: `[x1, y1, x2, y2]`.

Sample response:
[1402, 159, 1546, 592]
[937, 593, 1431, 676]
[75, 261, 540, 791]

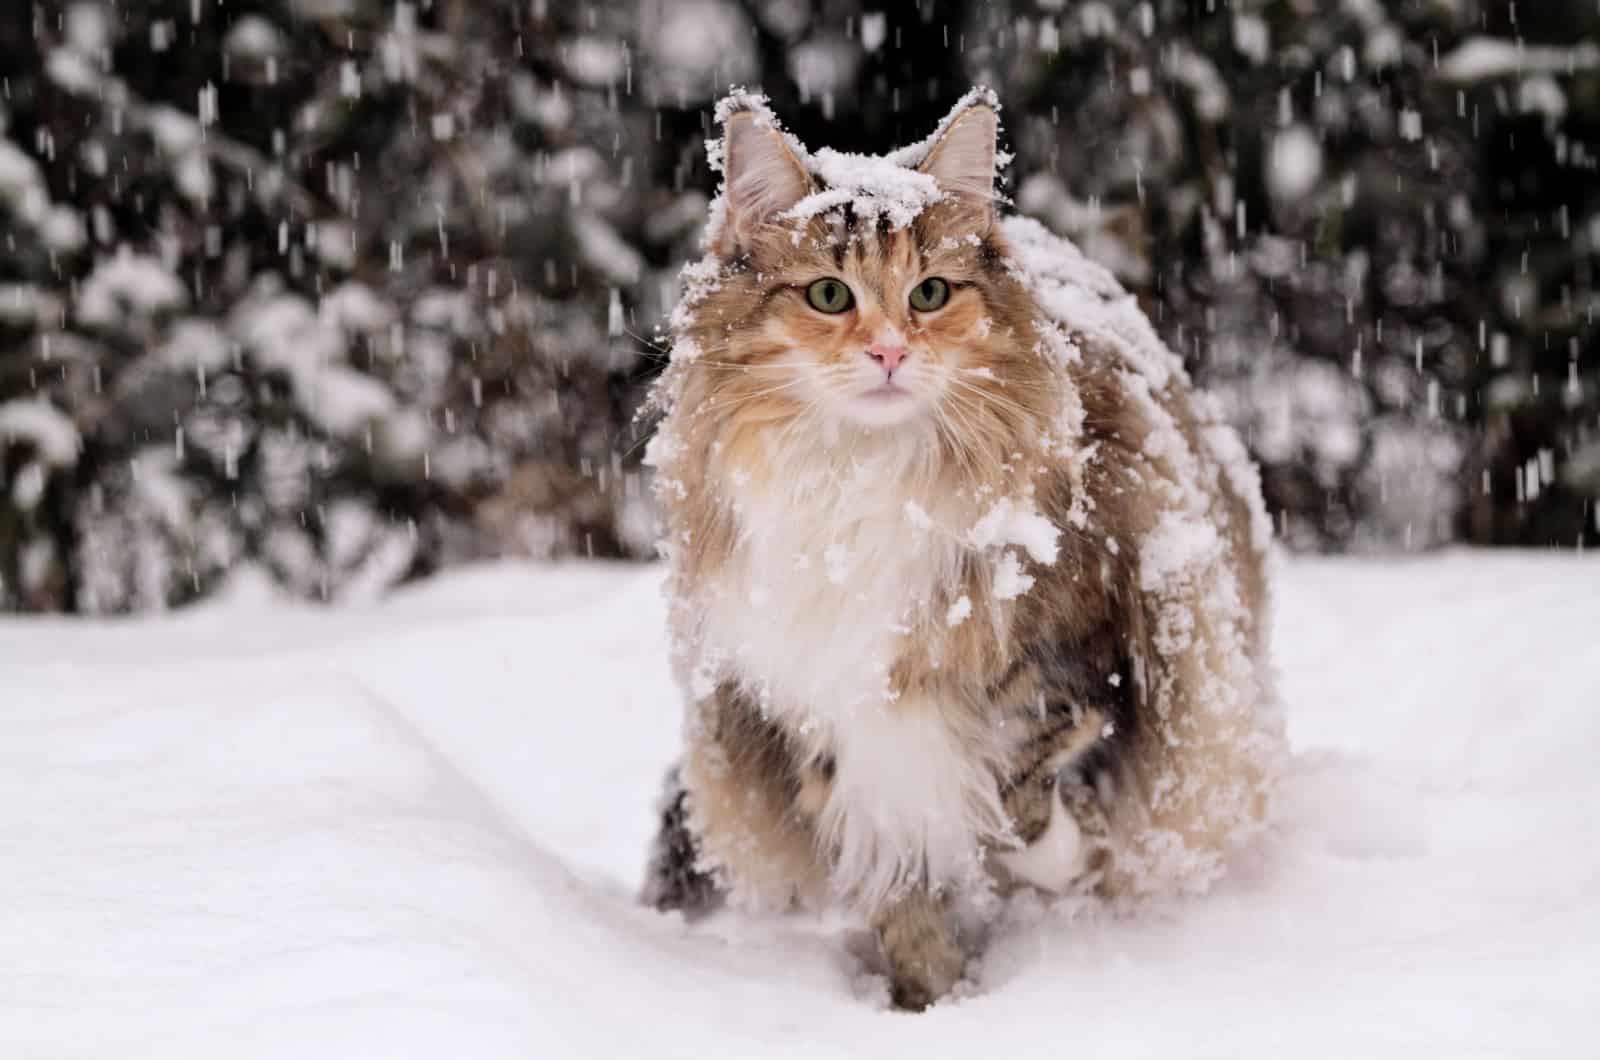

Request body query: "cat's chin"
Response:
[836, 385, 932, 429]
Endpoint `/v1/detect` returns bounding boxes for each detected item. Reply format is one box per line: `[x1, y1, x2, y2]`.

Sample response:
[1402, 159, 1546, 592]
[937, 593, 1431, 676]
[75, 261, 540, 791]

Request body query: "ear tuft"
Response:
[720, 111, 812, 251]
[919, 105, 998, 205]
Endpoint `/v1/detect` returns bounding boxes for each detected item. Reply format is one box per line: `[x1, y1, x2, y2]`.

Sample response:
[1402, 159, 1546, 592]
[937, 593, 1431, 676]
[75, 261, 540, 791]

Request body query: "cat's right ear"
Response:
[718, 111, 812, 255]
[918, 103, 999, 231]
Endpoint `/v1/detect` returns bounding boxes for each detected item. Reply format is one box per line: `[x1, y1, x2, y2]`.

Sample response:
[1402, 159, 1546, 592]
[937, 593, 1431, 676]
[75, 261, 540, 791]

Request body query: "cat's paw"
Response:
[885, 946, 965, 1012]
[875, 893, 966, 1012]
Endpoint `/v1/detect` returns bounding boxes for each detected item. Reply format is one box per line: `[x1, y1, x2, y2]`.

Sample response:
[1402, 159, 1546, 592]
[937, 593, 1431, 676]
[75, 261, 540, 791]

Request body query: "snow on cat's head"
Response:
[670, 89, 1054, 440]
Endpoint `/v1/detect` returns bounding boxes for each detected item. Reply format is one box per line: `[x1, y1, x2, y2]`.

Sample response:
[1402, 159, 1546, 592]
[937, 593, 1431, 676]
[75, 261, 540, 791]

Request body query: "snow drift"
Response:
[1, 553, 1596, 1056]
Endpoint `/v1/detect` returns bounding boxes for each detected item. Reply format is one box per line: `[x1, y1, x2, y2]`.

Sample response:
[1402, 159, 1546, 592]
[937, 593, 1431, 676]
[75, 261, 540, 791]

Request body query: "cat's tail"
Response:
[640, 764, 724, 916]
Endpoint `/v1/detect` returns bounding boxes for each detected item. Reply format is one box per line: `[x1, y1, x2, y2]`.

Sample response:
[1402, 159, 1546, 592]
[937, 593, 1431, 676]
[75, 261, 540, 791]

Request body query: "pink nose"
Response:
[867, 343, 909, 374]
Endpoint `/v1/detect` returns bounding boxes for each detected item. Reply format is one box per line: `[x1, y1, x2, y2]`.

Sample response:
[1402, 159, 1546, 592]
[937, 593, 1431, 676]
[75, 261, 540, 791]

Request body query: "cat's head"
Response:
[668, 91, 1056, 452]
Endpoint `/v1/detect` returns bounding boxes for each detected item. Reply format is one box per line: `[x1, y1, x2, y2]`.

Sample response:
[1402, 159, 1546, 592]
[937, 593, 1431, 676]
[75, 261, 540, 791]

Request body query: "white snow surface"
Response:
[2, 553, 1597, 1057]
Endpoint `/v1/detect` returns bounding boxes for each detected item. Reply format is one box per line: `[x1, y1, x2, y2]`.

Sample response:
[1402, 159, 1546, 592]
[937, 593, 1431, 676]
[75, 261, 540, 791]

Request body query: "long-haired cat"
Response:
[641, 88, 1284, 1010]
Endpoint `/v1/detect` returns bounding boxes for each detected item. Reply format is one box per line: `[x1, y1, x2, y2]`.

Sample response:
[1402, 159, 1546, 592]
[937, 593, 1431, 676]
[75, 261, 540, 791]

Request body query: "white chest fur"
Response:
[695, 435, 1012, 904]
[704, 444, 950, 714]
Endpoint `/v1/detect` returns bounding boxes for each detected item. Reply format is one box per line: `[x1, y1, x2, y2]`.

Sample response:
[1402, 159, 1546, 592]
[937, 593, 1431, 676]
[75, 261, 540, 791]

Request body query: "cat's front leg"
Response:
[666, 684, 832, 910]
[871, 887, 965, 1011]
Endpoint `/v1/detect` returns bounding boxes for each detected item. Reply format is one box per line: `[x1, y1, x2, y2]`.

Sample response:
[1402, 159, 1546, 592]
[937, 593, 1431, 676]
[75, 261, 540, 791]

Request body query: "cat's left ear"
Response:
[718, 109, 813, 255]
[918, 104, 999, 226]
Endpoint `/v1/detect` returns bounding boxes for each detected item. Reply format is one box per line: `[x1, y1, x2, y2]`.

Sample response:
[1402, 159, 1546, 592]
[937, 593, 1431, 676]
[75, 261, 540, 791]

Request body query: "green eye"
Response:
[805, 278, 854, 314]
[909, 277, 950, 312]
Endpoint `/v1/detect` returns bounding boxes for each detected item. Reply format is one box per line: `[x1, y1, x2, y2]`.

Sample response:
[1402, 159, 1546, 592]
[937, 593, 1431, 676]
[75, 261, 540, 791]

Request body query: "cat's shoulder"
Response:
[999, 213, 1189, 396]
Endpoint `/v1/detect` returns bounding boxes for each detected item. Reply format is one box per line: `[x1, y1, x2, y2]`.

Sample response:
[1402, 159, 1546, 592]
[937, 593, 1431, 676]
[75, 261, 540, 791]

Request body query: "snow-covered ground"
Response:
[2, 553, 1596, 1057]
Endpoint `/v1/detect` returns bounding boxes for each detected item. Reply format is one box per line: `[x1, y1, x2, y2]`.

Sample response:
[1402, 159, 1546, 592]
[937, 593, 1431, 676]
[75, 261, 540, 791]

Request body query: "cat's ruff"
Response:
[699, 427, 1020, 908]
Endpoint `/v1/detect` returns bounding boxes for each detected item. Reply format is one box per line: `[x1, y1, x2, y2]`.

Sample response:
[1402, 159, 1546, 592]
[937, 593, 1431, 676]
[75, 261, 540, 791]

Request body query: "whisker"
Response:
[619, 417, 663, 461]
[936, 396, 1000, 484]
[777, 400, 827, 454]
[623, 326, 671, 354]
[693, 360, 810, 373]
[944, 376, 1038, 420]
[690, 377, 815, 418]
[942, 388, 1032, 460]
[930, 402, 980, 484]
[940, 389, 1001, 438]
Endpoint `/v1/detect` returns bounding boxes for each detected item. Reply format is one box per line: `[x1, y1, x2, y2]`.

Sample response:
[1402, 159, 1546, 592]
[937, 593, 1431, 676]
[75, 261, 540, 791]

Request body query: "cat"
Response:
[640, 88, 1285, 1011]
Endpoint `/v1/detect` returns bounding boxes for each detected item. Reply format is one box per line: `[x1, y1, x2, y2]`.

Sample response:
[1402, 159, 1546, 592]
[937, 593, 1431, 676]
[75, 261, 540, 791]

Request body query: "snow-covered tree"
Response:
[1, 0, 662, 613]
[4, 0, 1593, 614]
[976, 0, 1598, 549]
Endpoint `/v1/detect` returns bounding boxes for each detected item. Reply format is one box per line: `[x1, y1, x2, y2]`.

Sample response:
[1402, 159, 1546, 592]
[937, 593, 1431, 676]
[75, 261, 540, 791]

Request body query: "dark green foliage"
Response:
[1, 0, 663, 612]
[2, 0, 1591, 614]
[981, 0, 1598, 549]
